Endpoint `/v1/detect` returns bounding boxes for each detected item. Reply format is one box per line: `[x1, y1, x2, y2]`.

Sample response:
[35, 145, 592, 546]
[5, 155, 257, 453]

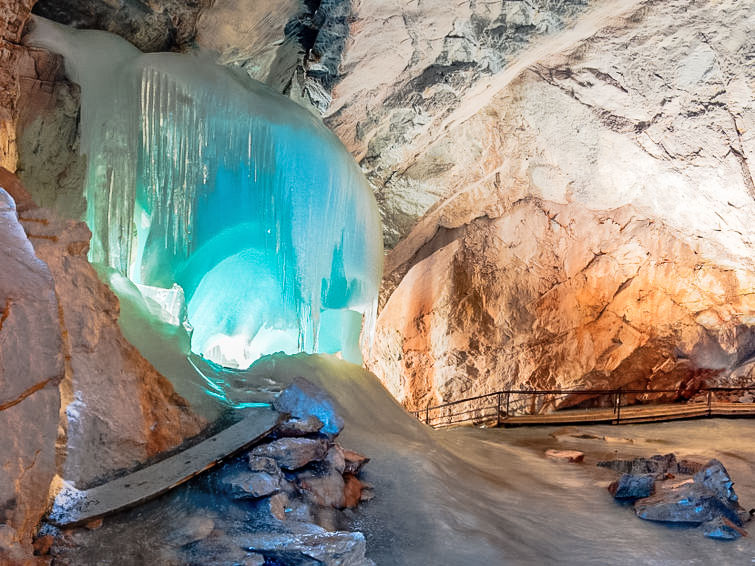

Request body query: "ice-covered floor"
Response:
[49, 352, 755, 565]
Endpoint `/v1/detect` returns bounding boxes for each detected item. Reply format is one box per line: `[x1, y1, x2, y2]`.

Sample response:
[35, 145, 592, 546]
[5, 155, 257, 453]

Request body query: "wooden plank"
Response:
[48, 407, 281, 527]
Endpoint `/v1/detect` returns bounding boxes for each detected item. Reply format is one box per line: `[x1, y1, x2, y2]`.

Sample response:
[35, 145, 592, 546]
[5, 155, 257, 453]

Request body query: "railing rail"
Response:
[409, 385, 755, 428]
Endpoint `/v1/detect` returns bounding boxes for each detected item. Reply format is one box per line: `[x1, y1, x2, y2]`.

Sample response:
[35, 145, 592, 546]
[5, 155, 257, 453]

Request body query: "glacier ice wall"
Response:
[28, 17, 383, 368]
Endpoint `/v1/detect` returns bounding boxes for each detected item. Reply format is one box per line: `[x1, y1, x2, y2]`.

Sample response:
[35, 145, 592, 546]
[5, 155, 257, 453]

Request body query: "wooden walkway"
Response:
[48, 407, 281, 527]
[503, 402, 755, 426]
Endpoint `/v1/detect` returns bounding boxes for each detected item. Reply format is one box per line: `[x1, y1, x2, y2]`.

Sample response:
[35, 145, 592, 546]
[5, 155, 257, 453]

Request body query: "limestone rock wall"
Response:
[20, 206, 204, 487]
[0, 188, 61, 564]
[0, 0, 35, 170]
[356, 0, 755, 407]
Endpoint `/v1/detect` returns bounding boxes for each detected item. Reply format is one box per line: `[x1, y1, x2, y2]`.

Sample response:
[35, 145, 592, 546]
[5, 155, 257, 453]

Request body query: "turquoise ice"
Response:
[28, 17, 383, 368]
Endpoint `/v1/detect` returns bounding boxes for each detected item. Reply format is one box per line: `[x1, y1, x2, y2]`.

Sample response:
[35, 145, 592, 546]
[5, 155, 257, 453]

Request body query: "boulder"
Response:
[296, 467, 346, 509]
[608, 474, 655, 500]
[240, 530, 374, 566]
[598, 454, 685, 478]
[343, 475, 368, 509]
[273, 378, 344, 437]
[694, 460, 741, 513]
[634, 481, 742, 526]
[220, 470, 282, 500]
[251, 438, 329, 471]
[326, 444, 346, 475]
[275, 415, 325, 438]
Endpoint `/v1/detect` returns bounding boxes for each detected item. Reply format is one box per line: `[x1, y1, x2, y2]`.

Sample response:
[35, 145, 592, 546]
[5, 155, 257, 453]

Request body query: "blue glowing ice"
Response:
[29, 17, 383, 368]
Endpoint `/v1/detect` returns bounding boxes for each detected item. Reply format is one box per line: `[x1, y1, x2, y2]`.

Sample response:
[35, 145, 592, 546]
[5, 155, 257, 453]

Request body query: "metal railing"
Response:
[409, 385, 755, 428]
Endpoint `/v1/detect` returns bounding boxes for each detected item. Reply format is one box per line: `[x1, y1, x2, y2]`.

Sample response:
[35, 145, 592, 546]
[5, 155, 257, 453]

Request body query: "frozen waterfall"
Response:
[27, 17, 383, 369]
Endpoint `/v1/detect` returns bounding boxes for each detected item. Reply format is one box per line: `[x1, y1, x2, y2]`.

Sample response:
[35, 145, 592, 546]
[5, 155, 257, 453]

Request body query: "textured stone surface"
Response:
[273, 377, 344, 437]
[197, 0, 351, 112]
[359, 0, 755, 408]
[251, 438, 329, 471]
[0, 187, 60, 563]
[32, 0, 211, 52]
[326, 0, 600, 247]
[0, 0, 35, 170]
[20, 206, 204, 487]
[608, 474, 655, 500]
[15, 46, 86, 220]
[240, 530, 374, 566]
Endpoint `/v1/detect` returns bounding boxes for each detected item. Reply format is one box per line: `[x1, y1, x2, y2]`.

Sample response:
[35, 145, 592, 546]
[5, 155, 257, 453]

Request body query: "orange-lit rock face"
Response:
[345, 0, 755, 409]
[370, 201, 755, 409]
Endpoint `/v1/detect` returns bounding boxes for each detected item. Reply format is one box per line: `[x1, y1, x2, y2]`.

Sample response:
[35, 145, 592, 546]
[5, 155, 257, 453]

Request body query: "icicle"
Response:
[28, 16, 383, 369]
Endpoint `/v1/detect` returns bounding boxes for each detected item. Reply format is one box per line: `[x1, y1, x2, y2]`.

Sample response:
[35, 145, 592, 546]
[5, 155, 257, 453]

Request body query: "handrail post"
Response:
[496, 392, 502, 427]
[615, 388, 622, 424]
[707, 390, 712, 417]
[425, 404, 430, 425]
[505, 391, 511, 417]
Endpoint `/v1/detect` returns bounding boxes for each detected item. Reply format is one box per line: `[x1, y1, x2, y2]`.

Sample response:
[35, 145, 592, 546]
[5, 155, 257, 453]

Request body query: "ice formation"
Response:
[28, 17, 383, 368]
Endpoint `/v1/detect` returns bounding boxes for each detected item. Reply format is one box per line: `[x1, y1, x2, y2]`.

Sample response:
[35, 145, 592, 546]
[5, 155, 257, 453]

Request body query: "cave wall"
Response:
[2, 0, 754, 465]
[344, 0, 755, 408]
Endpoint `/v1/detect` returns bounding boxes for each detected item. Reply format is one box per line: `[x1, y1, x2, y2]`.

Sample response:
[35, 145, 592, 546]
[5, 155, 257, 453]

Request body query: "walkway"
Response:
[411, 386, 755, 429]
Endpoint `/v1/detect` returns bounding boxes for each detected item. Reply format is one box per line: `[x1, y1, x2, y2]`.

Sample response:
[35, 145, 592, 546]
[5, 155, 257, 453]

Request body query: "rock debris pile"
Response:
[37, 377, 375, 566]
[599, 454, 753, 541]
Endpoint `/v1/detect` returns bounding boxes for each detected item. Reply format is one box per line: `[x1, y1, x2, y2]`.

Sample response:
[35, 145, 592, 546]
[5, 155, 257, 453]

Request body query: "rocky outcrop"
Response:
[0, 187, 61, 564]
[358, 0, 755, 409]
[1, 166, 205, 564]
[32, 0, 211, 52]
[0, 0, 35, 170]
[15, 45, 86, 220]
[19, 205, 204, 487]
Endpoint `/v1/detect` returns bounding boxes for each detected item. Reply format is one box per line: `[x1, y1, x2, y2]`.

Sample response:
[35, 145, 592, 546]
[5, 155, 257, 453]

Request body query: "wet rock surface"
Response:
[608, 474, 655, 500]
[601, 454, 752, 539]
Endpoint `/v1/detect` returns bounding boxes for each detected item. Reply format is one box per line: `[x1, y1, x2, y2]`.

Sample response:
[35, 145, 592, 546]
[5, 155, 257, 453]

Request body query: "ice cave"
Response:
[3, 1, 755, 565]
[28, 17, 382, 370]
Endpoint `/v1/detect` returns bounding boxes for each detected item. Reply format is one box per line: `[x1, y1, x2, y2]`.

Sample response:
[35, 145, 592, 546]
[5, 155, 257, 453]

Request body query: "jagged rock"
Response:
[634, 481, 738, 525]
[701, 517, 748, 541]
[15, 46, 86, 220]
[598, 454, 684, 478]
[0, 0, 36, 170]
[273, 377, 344, 437]
[251, 438, 329, 471]
[276, 415, 325, 438]
[608, 474, 655, 500]
[297, 467, 346, 509]
[342, 449, 370, 476]
[240, 530, 374, 566]
[545, 449, 584, 463]
[265, 492, 289, 522]
[220, 470, 282, 500]
[32, 0, 211, 52]
[248, 455, 282, 475]
[694, 460, 741, 512]
[0, 188, 60, 561]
